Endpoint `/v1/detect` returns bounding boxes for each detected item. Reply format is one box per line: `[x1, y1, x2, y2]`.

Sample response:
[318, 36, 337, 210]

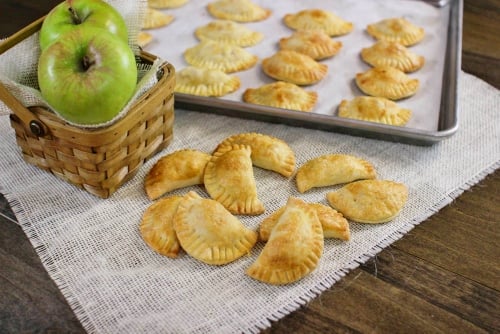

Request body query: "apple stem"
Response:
[82, 56, 95, 71]
[68, 7, 82, 24]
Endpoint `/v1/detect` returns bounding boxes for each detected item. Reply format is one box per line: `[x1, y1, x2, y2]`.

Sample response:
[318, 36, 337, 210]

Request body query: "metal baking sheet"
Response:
[146, 0, 462, 145]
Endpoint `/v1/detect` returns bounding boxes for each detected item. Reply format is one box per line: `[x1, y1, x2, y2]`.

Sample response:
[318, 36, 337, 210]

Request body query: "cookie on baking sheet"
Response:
[140, 196, 183, 258]
[138, 31, 153, 48]
[259, 202, 350, 242]
[215, 132, 296, 177]
[361, 40, 425, 73]
[144, 149, 211, 200]
[243, 81, 318, 112]
[296, 154, 376, 193]
[326, 179, 408, 224]
[184, 40, 258, 73]
[262, 50, 328, 85]
[175, 66, 241, 97]
[338, 96, 412, 126]
[204, 144, 265, 215]
[246, 197, 324, 285]
[195, 20, 263, 47]
[279, 30, 342, 60]
[207, 0, 271, 22]
[142, 7, 174, 30]
[366, 17, 425, 46]
[173, 191, 258, 265]
[148, 0, 189, 8]
[355, 66, 419, 100]
[283, 9, 353, 37]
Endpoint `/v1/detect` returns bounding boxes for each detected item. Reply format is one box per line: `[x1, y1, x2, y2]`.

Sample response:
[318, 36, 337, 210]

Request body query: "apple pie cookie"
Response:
[137, 31, 153, 48]
[144, 149, 211, 200]
[259, 202, 350, 242]
[215, 132, 296, 177]
[175, 66, 241, 97]
[148, 0, 189, 9]
[366, 17, 425, 46]
[361, 40, 425, 73]
[207, 0, 271, 22]
[204, 144, 265, 215]
[283, 9, 354, 37]
[184, 40, 258, 73]
[195, 20, 263, 47]
[142, 7, 174, 30]
[262, 50, 328, 85]
[338, 96, 412, 126]
[140, 196, 183, 258]
[246, 197, 324, 285]
[326, 179, 408, 224]
[279, 30, 342, 60]
[355, 66, 419, 100]
[296, 154, 376, 193]
[243, 81, 318, 112]
[173, 191, 258, 265]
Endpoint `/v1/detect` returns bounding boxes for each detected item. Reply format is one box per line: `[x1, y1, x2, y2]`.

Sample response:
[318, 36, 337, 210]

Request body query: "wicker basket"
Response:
[0, 18, 175, 198]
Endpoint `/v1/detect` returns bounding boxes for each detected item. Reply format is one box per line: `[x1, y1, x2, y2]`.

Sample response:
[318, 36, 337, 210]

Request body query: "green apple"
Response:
[38, 27, 137, 125]
[39, 0, 129, 50]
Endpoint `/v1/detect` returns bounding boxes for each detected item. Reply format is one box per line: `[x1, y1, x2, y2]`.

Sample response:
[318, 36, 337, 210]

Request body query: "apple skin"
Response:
[38, 27, 137, 125]
[39, 0, 129, 50]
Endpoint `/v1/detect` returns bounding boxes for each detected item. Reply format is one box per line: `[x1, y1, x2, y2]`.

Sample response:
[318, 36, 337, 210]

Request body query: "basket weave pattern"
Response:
[1, 19, 175, 199]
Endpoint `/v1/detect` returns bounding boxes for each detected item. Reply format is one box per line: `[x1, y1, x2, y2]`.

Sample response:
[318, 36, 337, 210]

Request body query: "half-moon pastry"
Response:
[361, 40, 425, 73]
[338, 96, 412, 126]
[184, 40, 258, 73]
[142, 7, 174, 30]
[138, 31, 153, 48]
[175, 66, 241, 97]
[144, 149, 211, 200]
[243, 81, 318, 112]
[195, 20, 263, 47]
[207, 0, 271, 22]
[366, 17, 425, 46]
[215, 132, 296, 177]
[247, 197, 324, 285]
[296, 154, 376, 193]
[355, 66, 419, 100]
[283, 9, 353, 37]
[148, 0, 189, 8]
[140, 196, 183, 258]
[204, 144, 265, 215]
[173, 191, 258, 265]
[279, 30, 342, 60]
[262, 50, 328, 85]
[326, 179, 408, 224]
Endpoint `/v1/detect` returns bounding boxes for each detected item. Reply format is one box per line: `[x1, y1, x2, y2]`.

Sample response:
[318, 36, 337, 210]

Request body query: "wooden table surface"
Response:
[1, 1, 499, 333]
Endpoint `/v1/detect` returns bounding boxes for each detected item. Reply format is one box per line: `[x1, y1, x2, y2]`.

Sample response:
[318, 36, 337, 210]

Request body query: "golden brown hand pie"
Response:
[175, 66, 241, 97]
[204, 144, 265, 215]
[173, 191, 258, 265]
[283, 9, 353, 37]
[361, 40, 425, 73]
[195, 20, 264, 47]
[338, 96, 412, 126]
[259, 202, 350, 242]
[140, 196, 183, 258]
[142, 7, 174, 30]
[243, 81, 318, 112]
[279, 30, 342, 60]
[262, 50, 328, 85]
[215, 132, 296, 177]
[207, 0, 271, 22]
[144, 149, 211, 200]
[184, 40, 258, 73]
[296, 154, 376, 193]
[148, 0, 188, 8]
[355, 66, 419, 100]
[366, 17, 425, 46]
[137, 31, 153, 48]
[246, 197, 324, 285]
[326, 179, 408, 224]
